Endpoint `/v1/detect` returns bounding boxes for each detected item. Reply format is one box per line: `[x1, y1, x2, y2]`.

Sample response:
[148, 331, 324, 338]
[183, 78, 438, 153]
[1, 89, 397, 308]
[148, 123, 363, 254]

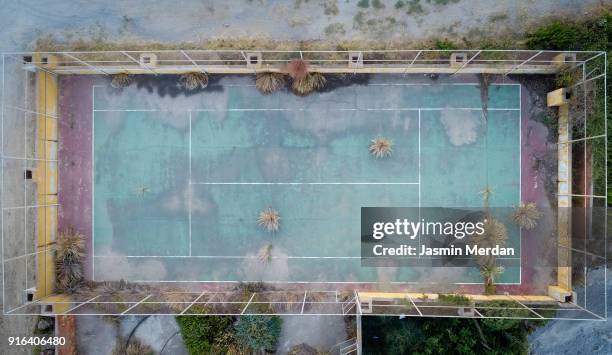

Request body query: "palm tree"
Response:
[512, 202, 542, 230]
[255, 72, 287, 94]
[55, 229, 85, 293]
[110, 73, 134, 89]
[473, 218, 508, 249]
[257, 244, 274, 263]
[369, 136, 393, 159]
[291, 72, 326, 96]
[179, 72, 208, 90]
[480, 263, 504, 295]
[258, 208, 280, 232]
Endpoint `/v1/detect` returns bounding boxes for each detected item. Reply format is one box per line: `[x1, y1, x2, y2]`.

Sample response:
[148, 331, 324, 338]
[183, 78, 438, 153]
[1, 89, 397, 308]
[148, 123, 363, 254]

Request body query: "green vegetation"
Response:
[234, 315, 282, 353]
[437, 293, 471, 306]
[405, 0, 423, 15]
[363, 312, 542, 354]
[176, 312, 236, 354]
[526, 11, 610, 203]
[394, 0, 405, 9]
[372, 0, 385, 9]
[357, 0, 369, 9]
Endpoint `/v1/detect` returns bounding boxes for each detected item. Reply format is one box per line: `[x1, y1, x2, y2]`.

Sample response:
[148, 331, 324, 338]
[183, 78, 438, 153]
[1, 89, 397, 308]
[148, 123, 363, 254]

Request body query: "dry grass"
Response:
[179, 72, 209, 90]
[258, 207, 280, 232]
[369, 136, 393, 159]
[255, 72, 287, 94]
[512, 202, 542, 230]
[55, 229, 85, 293]
[285, 58, 309, 80]
[110, 73, 133, 89]
[292, 72, 326, 96]
[112, 337, 154, 355]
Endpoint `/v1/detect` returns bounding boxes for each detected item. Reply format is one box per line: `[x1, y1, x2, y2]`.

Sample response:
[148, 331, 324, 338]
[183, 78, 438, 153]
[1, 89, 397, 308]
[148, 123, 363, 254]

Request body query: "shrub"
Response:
[372, 0, 385, 9]
[434, 38, 458, 51]
[179, 72, 209, 90]
[285, 59, 309, 81]
[55, 229, 85, 293]
[525, 21, 581, 50]
[176, 313, 236, 355]
[478, 301, 531, 330]
[255, 72, 287, 94]
[357, 0, 370, 9]
[437, 294, 471, 306]
[234, 315, 282, 353]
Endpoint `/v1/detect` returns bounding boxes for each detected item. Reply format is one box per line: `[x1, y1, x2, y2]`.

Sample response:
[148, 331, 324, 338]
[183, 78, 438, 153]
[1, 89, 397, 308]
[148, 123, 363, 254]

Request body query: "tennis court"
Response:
[91, 75, 521, 284]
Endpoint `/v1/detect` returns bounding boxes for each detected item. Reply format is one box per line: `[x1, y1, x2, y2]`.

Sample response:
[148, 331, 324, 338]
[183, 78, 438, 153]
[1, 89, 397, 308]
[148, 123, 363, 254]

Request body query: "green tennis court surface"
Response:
[92, 76, 521, 284]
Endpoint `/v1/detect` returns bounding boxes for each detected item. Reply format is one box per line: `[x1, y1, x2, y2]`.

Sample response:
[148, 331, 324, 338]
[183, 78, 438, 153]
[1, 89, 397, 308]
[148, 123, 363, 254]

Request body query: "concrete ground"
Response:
[277, 315, 348, 354]
[0, 0, 604, 51]
[76, 314, 187, 355]
[0, 315, 38, 355]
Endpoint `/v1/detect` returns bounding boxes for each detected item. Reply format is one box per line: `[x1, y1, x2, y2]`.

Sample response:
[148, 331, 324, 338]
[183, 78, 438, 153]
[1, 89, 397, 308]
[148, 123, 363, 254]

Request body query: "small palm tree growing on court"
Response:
[369, 136, 393, 159]
[255, 72, 287, 94]
[179, 72, 209, 90]
[473, 218, 508, 248]
[480, 262, 504, 295]
[257, 244, 274, 263]
[258, 207, 280, 232]
[110, 73, 133, 89]
[291, 72, 326, 96]
[512, 202, 542, 230]
[55, 229, 85, 293]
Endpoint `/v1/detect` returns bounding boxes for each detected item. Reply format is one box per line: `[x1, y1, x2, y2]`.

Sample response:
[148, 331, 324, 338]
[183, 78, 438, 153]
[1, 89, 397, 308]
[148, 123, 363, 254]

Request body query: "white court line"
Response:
[91, 255, 521, 260]
[104, 280, 522, 285]
[188, 110, 192, 257]
[190, 182, 420, 185]
[91, 84, 95, 279]
[93, 107, 520, 112]
[518, 84, 522, 285]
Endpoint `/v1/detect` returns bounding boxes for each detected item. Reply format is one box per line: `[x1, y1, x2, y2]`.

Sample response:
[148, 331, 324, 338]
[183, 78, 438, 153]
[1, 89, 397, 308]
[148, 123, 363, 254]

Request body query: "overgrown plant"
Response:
[480, 263, 505, 295]
[285, 58, 309, 81]
[112, 337, 154, 355]
[257, 244, 274, 263]
[234, 315, 282, 354]
[258, 207, 280, 232]
[110, 73, 133, 89]
[437, 293, 471, 306]
[292, 72, 326, 96]
[55, 229, 85, 293]
[512, 202, 542, 230]
[255, 72, 287, 94]
[179, 72, 209, 90]
[369, 136, 393, 159]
